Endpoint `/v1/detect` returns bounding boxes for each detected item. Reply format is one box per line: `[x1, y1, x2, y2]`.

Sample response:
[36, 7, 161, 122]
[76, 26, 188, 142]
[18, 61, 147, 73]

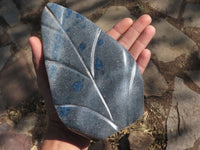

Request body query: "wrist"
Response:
[41, 140, 88, 150]
[43, 119, 90, 150]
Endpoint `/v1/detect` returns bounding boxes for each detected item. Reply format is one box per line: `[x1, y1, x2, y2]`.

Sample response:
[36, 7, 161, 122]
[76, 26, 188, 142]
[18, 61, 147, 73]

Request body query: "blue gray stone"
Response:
[41, 3, 143, 140]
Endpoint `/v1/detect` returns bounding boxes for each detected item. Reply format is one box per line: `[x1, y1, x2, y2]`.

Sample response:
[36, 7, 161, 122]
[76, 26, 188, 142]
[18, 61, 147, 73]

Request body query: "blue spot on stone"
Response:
[76, 13, 84, 20]
[98, 39, 104, 46]
[101, 70, 105, 75]
[50, 65, 57, 78]
[53, 98, 57, 103]
[66, 28, 70, 32]
[79, 43, 86, 51]
[105, 74, 109, 80]
[57, 106, 70, 118]
[82, 25, 86, 28]
[50, 4, 58, 12]
[66, 97, 70, 101]
[53, 29, 64, 59]
[50, 65, 57, 72]
[52, 48, 58, 59]
[73, 81, 83, 92]
[95, 57, 103, 70]
[66, 9, 72, 18]
[77, 73, 80, 77]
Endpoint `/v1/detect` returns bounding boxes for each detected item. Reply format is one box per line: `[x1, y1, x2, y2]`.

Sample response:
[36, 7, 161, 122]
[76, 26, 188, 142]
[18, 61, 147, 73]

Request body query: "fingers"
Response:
[29, 36, 49, 88]
[29, 36, 43, 71]
[136, 49, 151, 74]
[29, 36, 51, 107]
[130, 25, 155, 60]
[107, 15, 155, 74]
[118, 15, 152, 50]
[107, 18, 133, 40]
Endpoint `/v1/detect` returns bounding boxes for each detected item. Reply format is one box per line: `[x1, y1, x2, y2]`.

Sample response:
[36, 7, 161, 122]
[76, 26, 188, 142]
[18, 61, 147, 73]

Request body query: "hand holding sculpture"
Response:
[30, 2, 155, 149]
[41, 3, 145, 140]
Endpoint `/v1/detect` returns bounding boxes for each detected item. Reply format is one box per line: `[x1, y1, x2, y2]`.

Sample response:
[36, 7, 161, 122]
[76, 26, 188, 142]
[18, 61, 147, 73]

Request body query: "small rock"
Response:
[149, 20, 198, 62]
[7, 23, 31, 48]
[128, 131, 154, 150]
[89, 139, 112, 150]
[0, 0, 20, 26]
[118, 134, 130, 150]
[144, 0, 183, 18]
[30, 145, 38, 150]
[95, 6, 133, 32]
[143, 61, 168, 96]
[167, 77, 200, 150]
[183, 3, 200, 27]
[14, 114, 37, 134]
[0, 132, 32, 150]
[0, 45, 12, 71]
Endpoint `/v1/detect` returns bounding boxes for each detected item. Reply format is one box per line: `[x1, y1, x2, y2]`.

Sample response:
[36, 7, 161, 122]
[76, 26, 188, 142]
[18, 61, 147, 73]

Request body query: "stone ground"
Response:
[0, 0, 200, 149]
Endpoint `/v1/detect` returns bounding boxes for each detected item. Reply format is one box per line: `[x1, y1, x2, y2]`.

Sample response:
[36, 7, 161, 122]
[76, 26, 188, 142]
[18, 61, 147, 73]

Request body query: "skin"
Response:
[29, 14, 155, 150]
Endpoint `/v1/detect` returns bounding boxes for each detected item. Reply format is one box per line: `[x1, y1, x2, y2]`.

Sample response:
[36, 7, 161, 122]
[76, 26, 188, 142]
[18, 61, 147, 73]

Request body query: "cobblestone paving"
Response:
[0, 0, 200, 149]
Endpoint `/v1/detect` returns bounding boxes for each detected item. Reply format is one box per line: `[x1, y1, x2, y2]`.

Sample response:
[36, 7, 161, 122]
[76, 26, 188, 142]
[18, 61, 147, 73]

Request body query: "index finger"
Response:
[107, 18, 133, 40]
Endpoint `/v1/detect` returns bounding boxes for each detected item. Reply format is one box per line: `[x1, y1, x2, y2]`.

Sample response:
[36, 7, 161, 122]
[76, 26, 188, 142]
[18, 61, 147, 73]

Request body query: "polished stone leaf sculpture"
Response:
[41, 3, 143, 140]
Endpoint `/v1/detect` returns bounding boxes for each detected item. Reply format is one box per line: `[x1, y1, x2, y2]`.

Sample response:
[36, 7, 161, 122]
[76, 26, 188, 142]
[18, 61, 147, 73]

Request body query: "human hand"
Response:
[107, 15, 155, 74]
[29, 14, 155, 150]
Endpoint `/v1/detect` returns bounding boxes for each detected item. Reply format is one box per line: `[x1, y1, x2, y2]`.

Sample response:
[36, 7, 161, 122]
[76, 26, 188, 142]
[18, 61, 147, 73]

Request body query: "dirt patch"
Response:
[7, 92, 47, 147]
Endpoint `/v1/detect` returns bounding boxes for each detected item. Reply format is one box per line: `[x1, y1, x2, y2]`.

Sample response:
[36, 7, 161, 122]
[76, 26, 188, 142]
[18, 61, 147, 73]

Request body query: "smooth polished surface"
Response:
[41, 3, 143, 140]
